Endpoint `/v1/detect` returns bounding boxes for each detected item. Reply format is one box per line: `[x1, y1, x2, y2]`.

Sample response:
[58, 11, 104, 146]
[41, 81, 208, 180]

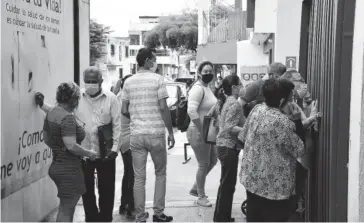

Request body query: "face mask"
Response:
[85, 83, 100, 95]
[150, 62, 157, 72]
[201, 74, 214, 84]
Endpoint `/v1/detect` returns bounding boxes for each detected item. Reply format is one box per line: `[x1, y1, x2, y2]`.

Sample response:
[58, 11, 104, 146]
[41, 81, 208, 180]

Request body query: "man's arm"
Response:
[158, 98, 173, 135]
[110, 96, 122, 152]
[121, 100, 130, 119]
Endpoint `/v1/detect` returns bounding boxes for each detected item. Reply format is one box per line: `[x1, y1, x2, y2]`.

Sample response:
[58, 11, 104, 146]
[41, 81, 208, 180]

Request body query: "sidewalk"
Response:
[43, 131, 247, 222]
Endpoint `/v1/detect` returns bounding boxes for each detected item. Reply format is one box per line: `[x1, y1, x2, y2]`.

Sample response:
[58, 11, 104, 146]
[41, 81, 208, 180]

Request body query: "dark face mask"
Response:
[201, 74, 214, 84]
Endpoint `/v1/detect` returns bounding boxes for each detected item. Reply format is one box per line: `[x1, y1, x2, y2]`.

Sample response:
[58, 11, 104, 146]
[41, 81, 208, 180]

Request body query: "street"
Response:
[44, 130, 247, 222]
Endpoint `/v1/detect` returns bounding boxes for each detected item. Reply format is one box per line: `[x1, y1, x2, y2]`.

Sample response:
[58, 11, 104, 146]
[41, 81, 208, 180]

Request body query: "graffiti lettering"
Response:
[1, 163, 13, 179]
[18, 130, 44, 155]
[16, 154, 32, 172]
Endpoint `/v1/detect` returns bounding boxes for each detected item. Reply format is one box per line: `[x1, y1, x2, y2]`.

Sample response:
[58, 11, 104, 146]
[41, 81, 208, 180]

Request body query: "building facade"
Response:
[125, 16, 179, 78]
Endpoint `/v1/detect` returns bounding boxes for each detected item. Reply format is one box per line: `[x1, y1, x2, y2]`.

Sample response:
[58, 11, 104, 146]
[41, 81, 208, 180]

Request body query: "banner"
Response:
[1, 0, 74, 199]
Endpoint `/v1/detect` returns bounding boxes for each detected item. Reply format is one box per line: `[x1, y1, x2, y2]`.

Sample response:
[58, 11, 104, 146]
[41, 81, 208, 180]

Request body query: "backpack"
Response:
[176, 83, 205, 132]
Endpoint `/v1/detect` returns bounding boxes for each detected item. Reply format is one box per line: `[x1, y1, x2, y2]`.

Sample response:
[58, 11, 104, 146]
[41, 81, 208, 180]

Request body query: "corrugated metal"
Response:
[208, 11, 249, 43]
[302, 0, 355, 221]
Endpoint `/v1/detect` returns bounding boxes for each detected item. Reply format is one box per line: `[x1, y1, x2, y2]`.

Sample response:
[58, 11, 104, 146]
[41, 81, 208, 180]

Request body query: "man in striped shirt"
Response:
[121, 48, 175, 222]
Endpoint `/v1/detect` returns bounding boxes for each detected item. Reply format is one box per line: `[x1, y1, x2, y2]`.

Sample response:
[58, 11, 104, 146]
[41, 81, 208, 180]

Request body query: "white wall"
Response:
[237, 40, 269, 71]
[1, 0, 89, 221]
[348, 0, 364, 221]
[274, 0, 302, 67]
[254, 0, 277, 33]
[79, 0, 90, 89]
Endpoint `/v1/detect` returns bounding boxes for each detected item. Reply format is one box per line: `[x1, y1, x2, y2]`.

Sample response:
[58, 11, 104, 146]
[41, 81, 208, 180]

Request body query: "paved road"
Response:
[44, 130, 247, 222]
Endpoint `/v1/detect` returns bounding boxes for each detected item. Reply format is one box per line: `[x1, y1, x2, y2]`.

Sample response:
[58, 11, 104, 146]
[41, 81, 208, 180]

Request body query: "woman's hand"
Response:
[35, 92, 45, 107]
[88, 151, 98, 161]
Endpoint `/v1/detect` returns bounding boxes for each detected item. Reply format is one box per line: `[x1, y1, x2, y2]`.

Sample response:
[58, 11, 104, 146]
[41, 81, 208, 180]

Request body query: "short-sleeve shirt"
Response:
[121, 72, 169, 136]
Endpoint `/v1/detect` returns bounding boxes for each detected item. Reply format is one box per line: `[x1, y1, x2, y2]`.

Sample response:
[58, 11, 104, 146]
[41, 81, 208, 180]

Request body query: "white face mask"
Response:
[150, 62, 157, 73]
[85, 83, 100, 95]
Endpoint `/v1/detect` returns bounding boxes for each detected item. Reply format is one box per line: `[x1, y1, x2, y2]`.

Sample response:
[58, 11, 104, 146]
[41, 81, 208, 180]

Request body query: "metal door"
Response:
[299, 0, 356, 221]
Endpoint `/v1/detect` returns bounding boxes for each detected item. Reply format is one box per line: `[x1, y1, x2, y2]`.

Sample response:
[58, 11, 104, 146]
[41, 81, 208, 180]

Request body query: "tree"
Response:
[144, 11, 198, 53]
[90, 19, 112, 66]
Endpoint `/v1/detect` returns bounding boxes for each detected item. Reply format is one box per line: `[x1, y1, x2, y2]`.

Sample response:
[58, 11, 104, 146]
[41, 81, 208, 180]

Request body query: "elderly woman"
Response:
[187, 61, 218, 207]
[39, 82, 97, 222]
[238, 78, 305, 222]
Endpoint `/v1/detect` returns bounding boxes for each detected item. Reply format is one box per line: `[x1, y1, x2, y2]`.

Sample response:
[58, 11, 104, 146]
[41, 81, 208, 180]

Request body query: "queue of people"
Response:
[34, 46, 320, 222]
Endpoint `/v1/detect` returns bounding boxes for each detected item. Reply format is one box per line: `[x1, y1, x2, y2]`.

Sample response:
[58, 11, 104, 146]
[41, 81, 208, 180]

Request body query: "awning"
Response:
[250, 33, 271, 45]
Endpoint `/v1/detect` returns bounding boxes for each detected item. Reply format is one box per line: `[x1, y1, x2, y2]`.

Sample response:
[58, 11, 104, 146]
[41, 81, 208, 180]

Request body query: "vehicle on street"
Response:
[166, 82, 186, 126]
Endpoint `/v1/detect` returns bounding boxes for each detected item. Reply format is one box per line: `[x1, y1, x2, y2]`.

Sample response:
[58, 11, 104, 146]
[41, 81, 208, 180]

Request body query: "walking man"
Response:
[36, 67, 121, 222]
[121, 48, 175, 222]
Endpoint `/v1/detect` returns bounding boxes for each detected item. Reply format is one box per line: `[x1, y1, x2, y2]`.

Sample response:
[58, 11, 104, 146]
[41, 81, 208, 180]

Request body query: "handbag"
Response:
[203, 116, 218, 144]
[97, 122, 113, 159]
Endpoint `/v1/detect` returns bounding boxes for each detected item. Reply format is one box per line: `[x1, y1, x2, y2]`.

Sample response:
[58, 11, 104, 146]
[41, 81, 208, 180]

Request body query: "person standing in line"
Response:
[213, 75, 245, 222]
[35, 67, 121, 222]
[36, 82, 98, 222]
[121, 48, 175, 222]
[238, 78, 305, 222]
[115, 74, 135, 218]
[187, 61, 218, 207]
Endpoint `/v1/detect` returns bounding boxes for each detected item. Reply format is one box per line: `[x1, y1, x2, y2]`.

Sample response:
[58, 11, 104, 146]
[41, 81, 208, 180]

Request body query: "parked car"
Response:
[166, 82, 185, 126]
[175, 77, 195, 89]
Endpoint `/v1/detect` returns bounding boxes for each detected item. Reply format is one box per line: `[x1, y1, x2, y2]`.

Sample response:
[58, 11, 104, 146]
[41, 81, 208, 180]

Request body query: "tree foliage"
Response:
[144, 10, 198, 53]
[90, 19, 112, 66]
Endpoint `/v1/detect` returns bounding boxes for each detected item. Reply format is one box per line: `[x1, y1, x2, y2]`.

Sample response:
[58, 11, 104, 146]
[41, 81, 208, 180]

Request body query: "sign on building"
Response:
[286, 56, 297, 70]
[1, 0, 90, 221]
[240, 66, 269, 86]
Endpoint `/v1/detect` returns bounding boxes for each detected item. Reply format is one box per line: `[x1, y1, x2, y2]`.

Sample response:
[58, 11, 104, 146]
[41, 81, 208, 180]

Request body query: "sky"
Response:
[90, 0, 237, 37]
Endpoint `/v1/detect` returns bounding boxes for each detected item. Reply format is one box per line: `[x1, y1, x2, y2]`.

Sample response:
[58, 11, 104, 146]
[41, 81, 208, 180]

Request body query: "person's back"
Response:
[123, 72, 166, 136]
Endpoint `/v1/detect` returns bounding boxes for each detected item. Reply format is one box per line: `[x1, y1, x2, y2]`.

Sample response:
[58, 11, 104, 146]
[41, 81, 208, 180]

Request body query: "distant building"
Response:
[96, 36, 129, 90]
[124, 16, 179, 77]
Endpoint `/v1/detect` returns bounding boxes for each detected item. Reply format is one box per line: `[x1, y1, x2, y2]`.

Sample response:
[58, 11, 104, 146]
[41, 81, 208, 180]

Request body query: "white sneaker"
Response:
[197, 196, 212, 207]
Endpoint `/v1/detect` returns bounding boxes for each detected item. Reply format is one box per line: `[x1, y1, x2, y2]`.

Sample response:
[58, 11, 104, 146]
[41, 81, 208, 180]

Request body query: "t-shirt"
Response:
[121, 72, 169, 136]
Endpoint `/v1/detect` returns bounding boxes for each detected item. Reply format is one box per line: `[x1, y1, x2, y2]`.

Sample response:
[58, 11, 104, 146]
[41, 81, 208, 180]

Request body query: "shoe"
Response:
[126, 210, 136, 219]
[136, 212, 149, 222]
[228, 217, 235, 222]
[196, 196, 212, 207]
[153, 214, 173, 222]
[119, 205, 127, 215]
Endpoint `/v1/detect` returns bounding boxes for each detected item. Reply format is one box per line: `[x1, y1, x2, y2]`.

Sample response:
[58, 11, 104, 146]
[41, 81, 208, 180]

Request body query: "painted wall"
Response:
[236, 40, 269, 86]
[348, 0, 364, 221]
[254, 0, 277, 33]
[196, 41, 237, 64]
[1, 0, 89, 221]
[274, 0, 302, 68]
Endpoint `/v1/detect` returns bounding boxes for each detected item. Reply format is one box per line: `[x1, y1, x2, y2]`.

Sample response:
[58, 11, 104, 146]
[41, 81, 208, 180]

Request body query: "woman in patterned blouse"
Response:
[238, 78, 305, 222]
[213, 75, 245, 222]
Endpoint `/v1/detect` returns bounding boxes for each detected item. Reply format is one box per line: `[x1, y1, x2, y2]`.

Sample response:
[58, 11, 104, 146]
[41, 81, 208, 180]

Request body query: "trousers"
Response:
[130, 134, 167, 222]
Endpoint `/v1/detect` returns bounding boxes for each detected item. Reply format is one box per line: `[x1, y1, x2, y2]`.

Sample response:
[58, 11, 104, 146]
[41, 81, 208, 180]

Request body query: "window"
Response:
[129, 35, 140, 45]
[110, 44, 115, 57]
[125, 46, 129, 58]
[142, 31, 148, 44]
[130, 49, 138, 57]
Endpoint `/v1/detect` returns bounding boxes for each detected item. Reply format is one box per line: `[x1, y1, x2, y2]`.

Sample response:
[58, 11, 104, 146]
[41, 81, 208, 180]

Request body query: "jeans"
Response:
[130, 134, 167, 222]
[120, 149, 134, 211]
[213, 147, 240, 222]
[187, 125, 217, 198]
[82, 159, 116, 222]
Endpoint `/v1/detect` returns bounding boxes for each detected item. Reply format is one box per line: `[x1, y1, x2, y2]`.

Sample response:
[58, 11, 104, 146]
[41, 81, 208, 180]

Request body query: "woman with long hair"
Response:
[187, 61, 218, 207]
[213, 75, 245, 222]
